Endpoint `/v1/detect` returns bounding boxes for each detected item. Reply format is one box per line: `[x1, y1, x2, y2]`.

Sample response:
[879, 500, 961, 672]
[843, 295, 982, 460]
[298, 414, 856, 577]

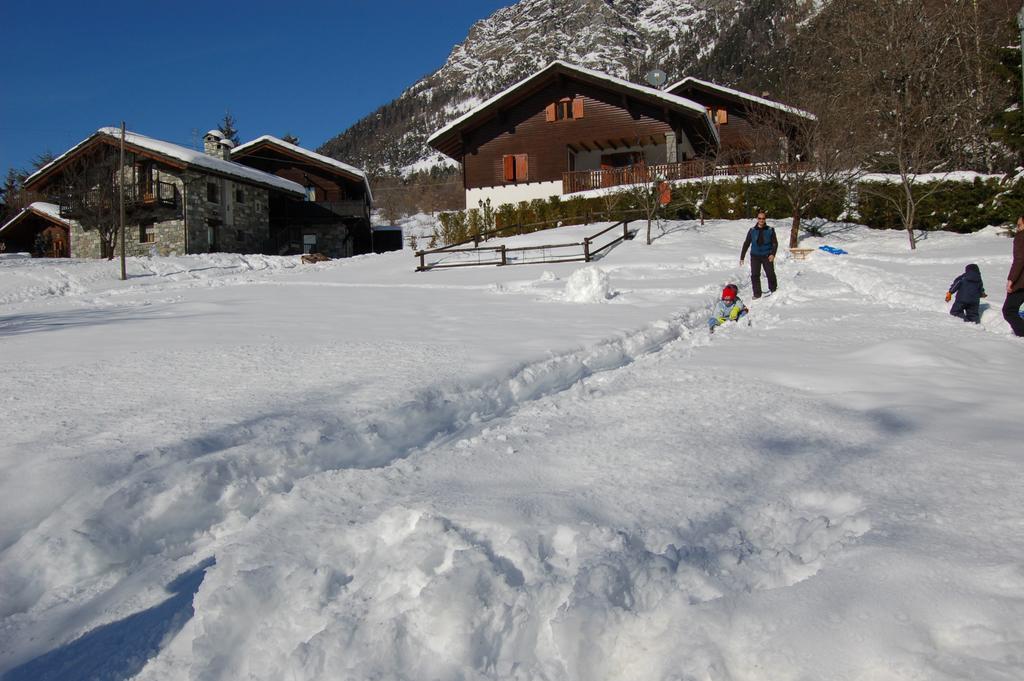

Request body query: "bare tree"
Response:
[59, 143, 136, 259]
[812, 0, 987, 249]
[749, 94, 867, 248]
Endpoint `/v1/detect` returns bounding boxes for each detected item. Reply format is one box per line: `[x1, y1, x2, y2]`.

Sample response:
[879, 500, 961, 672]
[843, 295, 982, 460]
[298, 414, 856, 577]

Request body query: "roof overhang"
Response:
[427, 60, 719, 161]
[232, 135, 373, 203]
[666, 77, 817, 121]
[0, 202, 73, 237]
[25, 128, 306, 197]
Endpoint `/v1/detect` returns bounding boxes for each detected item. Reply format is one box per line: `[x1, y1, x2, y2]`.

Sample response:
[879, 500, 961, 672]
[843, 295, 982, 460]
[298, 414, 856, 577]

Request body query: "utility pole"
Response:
[119, 122, 127, 281]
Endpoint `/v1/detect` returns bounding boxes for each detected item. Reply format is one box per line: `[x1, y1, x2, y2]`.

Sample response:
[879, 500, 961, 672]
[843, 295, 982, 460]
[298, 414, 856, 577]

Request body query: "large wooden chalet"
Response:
[427, 60, 720, 210]
[10, 128, 372, 259]
[428, 61, 816, 208]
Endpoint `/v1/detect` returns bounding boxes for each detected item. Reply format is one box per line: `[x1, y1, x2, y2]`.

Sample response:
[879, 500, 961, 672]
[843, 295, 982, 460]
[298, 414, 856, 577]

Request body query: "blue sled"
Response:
[818, 245, 848, 255]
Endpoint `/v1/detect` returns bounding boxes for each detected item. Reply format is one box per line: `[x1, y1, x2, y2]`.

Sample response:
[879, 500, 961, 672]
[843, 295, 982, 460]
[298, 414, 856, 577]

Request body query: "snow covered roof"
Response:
[0, 202, 72, 235]
[219, 138, 236, 148]
[205, 129, 225, 139]
[427, 60, 719, 156]
[231, 135, 373, 203]
[24, 128, 305, 196]
[666, 77, 816, 121]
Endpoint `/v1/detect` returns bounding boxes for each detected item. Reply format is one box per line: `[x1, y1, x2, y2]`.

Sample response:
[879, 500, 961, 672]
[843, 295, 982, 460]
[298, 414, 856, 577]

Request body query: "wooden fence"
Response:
[415, 219, 635, 272]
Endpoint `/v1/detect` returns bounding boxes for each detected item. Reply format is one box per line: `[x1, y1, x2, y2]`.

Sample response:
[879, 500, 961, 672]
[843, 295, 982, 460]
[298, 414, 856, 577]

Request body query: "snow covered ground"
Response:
[0, 219, 1021, 681]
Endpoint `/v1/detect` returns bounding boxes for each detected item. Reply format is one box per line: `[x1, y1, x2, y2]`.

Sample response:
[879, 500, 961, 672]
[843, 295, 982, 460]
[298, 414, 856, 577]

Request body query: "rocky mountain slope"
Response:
[319, 0, 826, 175]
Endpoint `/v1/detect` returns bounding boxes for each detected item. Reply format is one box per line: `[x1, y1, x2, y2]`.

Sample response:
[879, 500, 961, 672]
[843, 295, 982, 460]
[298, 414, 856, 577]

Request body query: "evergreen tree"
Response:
[218, 111, 240, 145]
[992, 35, 1024, 163]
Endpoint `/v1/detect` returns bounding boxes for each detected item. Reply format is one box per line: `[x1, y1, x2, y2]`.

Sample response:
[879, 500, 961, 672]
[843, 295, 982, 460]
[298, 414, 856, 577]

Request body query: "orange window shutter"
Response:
[545, 103, 556, 122]
[503, 155, 515, 182]
[516, 154, 529, 181]
[572, 97, 584, 119]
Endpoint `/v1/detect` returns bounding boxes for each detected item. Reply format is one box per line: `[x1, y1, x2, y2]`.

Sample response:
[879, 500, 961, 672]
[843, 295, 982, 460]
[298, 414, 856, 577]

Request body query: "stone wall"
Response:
[184, 173, 270, 254]
[299, 223, 354, 258]
[66, 166, 274, 258]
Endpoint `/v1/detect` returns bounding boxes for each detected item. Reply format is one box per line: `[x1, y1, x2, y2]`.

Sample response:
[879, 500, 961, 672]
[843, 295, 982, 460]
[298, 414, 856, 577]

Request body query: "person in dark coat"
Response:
[1003, 216, 1024, 337]
[946, 263, 986, 323]
[740, 211, 778, 299]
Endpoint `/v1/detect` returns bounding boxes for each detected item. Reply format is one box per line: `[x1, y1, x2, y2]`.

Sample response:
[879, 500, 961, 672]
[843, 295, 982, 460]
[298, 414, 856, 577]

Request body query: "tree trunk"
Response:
[790, 210, 801, 248]
[904, 183, 917, 250]
[646, 218, 652, 245]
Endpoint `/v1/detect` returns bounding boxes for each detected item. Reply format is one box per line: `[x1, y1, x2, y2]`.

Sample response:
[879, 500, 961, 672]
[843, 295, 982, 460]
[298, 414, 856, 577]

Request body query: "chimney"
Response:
[218, 137, 234, 161]
[204, 129, 226, 159]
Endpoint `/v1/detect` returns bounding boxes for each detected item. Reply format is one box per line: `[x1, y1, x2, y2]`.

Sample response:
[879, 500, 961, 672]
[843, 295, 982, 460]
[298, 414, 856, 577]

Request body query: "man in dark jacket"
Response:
[1003, 216, 1024, 337]
[947, 263, 986, 323]
[740, 212, 778, 299]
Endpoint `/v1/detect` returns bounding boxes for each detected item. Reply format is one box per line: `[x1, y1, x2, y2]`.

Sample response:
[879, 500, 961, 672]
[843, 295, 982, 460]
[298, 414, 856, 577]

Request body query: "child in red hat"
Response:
[708, 284, 749, 332]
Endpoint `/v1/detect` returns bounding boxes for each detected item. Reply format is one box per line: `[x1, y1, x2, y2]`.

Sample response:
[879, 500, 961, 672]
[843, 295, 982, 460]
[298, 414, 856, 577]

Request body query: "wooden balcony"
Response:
[562, 161, 814, 194]
[59, 180, 180, 218]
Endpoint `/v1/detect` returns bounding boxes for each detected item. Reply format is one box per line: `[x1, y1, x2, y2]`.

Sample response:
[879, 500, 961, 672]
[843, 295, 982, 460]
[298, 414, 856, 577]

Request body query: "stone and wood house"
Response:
[11, 128, 373, 259]
[230, 135, 373, 257]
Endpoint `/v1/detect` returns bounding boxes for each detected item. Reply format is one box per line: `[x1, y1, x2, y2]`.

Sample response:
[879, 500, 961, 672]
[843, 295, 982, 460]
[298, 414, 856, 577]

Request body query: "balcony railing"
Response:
[562, 161, 814, 194]
[59, 179, 180, 218]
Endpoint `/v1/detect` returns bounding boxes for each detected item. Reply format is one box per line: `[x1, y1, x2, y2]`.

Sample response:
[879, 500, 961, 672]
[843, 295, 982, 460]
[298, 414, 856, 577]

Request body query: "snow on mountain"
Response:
[1, 219, 1022, 680]
[318, 0, 827, 174]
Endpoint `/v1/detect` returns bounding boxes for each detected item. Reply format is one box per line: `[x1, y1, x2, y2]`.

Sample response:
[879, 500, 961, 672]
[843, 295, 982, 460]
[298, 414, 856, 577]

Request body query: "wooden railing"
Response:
[415, 219, 635, 272]
[562, 161, 814, 194]
[59, 180, 180, 218]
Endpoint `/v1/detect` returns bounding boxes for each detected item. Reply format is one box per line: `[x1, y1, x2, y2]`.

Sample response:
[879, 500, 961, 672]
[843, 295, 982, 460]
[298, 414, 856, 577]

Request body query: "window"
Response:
[717, 108, 728, 125]
[139, 222, 155, 243]
[502, 154, 529, 182]
[545, 97, 584, 122]
[305, 186, 316, 202]
[235, 187, 245, 203]
[207, 182, 219, 203]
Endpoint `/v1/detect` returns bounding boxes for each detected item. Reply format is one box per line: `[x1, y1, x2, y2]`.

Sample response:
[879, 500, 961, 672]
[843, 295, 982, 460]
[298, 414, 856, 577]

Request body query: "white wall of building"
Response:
[466, 181, 563, 210]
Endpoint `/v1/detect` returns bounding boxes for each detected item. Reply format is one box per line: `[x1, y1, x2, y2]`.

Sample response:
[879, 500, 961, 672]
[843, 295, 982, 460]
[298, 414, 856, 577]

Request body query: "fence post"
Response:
[417, 250, 425, 271]
[499, 245, 507, 266]
[583, 238, 591, 262]
[623, 220, 631, 240]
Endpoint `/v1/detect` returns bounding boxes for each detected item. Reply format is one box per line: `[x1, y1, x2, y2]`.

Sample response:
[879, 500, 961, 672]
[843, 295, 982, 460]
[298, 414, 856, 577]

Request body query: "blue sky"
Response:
[0, 0, 510, 175]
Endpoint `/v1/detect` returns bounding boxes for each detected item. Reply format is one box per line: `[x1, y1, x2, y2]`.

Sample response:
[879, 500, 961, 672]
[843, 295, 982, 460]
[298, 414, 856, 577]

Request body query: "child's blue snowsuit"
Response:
[708, 299, 748, 330]
[948, 264, 985, 323]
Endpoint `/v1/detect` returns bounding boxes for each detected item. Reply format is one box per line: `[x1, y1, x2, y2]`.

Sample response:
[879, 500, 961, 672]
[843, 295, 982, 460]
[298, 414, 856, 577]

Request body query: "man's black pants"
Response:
[750, 255, 777, 298]
[1003, 289, 1024, 336]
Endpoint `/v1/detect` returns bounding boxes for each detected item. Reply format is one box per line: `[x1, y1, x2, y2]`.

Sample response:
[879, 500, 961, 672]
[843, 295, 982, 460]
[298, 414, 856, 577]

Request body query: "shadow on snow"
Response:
[2, 558, 215, 681]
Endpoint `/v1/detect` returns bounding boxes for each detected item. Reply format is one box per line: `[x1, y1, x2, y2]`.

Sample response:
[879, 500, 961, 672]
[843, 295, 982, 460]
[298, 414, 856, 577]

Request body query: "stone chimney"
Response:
[204, 129, 227, 159]
[218, 137, 234, 162]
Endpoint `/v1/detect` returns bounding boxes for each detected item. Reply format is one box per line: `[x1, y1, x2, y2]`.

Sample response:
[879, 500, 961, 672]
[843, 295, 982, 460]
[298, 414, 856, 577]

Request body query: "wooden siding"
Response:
[233, 147, 367, 202]
[463, 79, 690, 191]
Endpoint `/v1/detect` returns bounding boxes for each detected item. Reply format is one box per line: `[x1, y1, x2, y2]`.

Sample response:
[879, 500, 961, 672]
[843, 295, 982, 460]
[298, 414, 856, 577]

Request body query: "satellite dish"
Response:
[645, 69, 668, 88]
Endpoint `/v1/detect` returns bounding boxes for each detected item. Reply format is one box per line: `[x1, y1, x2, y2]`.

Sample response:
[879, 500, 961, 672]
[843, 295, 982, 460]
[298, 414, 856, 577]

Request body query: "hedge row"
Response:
[431, 175, 1024, 247]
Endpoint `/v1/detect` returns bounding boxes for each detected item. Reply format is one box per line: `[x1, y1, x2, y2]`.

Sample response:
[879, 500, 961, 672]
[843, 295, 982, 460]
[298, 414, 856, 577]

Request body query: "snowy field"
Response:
[0, 219, 1022, 681]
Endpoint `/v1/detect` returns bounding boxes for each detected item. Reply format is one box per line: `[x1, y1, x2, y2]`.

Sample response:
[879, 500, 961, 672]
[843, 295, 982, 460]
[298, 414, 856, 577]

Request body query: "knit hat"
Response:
[721, 284, 738, 301]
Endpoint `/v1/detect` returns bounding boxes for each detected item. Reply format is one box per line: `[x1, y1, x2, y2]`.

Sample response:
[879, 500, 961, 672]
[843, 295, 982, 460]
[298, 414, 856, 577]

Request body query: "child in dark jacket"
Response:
[946, 263, 986, 323]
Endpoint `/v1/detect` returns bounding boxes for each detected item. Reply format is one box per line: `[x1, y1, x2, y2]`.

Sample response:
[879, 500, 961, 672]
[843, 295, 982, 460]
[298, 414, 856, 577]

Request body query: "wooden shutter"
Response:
[717, 108, 728, 124]
[572, 97, 584, 119]
[515, 154, 529, 181]
[503, 155, 516, 182]
[545, 103, 556, 122]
